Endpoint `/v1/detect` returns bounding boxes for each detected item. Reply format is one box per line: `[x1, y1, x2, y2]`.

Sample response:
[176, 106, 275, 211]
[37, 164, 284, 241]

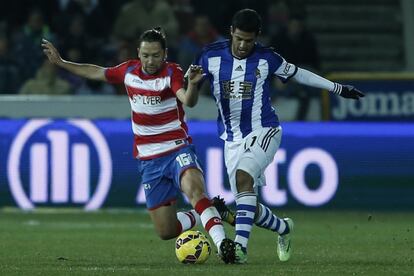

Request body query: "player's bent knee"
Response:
[156, 228, 178, 240]
[184, 187, 205, 206]
[236, 169, 254, 192]
[158, 233, 176, 240]
[181, 168, 204, 185]
[181, 169, 206, 201]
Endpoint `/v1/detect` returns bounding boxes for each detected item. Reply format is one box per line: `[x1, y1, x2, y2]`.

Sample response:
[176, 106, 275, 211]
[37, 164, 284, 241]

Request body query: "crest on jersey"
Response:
[155, 79, 161, 88]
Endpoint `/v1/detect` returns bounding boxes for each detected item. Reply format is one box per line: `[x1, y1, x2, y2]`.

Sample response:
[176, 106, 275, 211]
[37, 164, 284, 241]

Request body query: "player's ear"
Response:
[164, 48, 168, 61]
[230, 26, 234, 35]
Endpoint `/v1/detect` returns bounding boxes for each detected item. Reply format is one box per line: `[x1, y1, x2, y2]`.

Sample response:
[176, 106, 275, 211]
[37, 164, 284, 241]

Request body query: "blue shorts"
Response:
[137, 145, 203, 210]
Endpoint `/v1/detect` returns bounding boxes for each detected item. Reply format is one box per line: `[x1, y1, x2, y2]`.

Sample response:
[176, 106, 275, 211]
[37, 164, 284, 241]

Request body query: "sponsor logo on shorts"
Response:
[175, 140, 184, 145]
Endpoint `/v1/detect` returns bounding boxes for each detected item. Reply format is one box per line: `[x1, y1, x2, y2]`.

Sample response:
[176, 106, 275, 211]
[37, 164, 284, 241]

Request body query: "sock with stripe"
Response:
[255, 203, 289, 235]
[176, 209, 201, 234]
[195, 197, 226, 249]
[234, 192, 257, 251]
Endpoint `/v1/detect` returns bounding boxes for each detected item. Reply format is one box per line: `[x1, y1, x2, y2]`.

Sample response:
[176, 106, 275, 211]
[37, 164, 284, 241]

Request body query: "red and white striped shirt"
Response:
[105, 60, 191, 160]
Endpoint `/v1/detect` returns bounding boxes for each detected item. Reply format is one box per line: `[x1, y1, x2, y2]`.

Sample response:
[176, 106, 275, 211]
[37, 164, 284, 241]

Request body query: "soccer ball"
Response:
[175, 230, 211, 264]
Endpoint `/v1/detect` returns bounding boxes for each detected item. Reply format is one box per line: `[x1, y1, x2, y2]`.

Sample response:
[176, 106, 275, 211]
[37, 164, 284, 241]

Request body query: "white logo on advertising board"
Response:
[7, 119, 112, 210]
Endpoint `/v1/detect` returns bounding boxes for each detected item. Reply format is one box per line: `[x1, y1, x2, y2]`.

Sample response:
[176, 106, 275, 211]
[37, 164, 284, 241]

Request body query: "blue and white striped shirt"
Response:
[195, 40, 297, 142]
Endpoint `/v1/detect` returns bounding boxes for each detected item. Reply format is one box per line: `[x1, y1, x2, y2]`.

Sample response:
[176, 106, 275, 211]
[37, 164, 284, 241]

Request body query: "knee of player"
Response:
[181, 168, 204, 184]
[181, 170, 206, 200]
[157, 229, 177, 240]
[236, 169, 254, 185]
[184, 187, 205, 204]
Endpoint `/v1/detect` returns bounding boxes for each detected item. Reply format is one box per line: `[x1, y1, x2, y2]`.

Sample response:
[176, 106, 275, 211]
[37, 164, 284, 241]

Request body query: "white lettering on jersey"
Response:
[132, 95, 162, 105]
[274, 59, 296, 80]
[129, 97, 177, 115]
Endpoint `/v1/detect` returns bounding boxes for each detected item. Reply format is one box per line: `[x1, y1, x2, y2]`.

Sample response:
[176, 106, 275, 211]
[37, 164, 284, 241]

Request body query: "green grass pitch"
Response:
[0, 209, 412, 275]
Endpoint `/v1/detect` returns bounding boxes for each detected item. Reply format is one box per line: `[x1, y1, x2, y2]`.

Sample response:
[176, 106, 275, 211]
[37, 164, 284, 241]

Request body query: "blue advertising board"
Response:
[1, 119, 413, 210]
[322, 73, 414, 121]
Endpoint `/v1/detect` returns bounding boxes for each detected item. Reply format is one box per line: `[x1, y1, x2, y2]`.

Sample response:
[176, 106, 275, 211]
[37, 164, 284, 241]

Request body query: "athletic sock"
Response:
[176, 209, 201, 234]
[195, 197, 226, 249]
[234, 192, 257, 250]
[255, 203, 289, 235]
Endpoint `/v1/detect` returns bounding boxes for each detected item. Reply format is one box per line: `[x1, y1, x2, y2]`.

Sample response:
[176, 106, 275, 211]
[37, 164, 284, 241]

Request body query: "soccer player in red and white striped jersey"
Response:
[42, 28, 236, 263]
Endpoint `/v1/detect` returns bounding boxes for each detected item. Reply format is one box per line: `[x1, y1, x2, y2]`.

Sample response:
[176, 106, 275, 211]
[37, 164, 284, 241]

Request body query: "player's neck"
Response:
[230, 46, 254, 60]
[141, 63, 166, 75]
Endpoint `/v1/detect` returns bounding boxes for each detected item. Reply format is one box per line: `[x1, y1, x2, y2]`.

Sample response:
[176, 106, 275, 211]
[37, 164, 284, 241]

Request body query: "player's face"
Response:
[230, 28, 257, 59]
[138, 41, 166, 75]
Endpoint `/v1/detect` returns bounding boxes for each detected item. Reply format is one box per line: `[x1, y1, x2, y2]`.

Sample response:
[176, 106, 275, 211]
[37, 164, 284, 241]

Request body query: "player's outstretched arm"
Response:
[292, 67, 364, 100]
[41, 38, 106, 82]
[176, 65, 204, 107]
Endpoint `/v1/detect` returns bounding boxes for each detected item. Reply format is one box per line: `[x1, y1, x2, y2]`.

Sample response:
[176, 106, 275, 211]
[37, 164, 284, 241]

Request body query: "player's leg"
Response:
[211, 196, 291, 237]
[176, 209, 201, 233]
[147, 201, 201, 240]
[255, 202, 293, 261]
[214, 189, 294, 262]
[233, 167, 258, 262]
[140, 156, 197, 240]
[180, 167, 235, 263]
[255, 203, 291, 235]
[227, 127, 293, 262]
[143, 177, 191, 239]
[244, 127, 294, 261]
[146, 188, 201, 238]
[247, 127, 293, 261]
[181, 168, 224, 245]
[148, 202, 181, 240]
[175, 146, 235, 263]
[211, 196, 236, 226]
[224, 140, 255, 263]
[213, 196, 294, 262]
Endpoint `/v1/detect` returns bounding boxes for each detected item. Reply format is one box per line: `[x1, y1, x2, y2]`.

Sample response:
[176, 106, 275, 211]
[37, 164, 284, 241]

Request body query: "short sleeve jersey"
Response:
[105, 60, 190, 159]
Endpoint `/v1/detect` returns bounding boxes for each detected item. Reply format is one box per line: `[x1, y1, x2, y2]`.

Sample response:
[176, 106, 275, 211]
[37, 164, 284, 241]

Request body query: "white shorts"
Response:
[224, 126, 282, 195]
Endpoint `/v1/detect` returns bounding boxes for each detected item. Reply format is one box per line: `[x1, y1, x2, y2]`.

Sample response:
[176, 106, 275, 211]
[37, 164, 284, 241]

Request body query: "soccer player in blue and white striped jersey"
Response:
[193, 9, 364, 263]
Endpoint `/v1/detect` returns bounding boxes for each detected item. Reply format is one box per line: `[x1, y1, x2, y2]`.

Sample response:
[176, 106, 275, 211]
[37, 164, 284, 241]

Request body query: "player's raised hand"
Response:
[187, 65, 204, 84]
[41, 38, 62, 65]
[340, 85, 365, 100]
